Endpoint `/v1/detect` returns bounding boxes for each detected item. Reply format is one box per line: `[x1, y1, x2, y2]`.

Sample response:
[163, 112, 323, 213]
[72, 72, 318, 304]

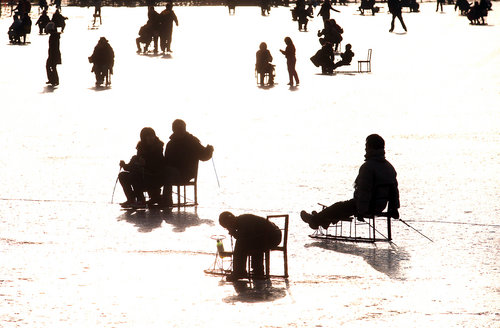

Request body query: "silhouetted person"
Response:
[467, 1, 486, 24]
[88, 36, 114, 86]
[36, 9, 49, 34]
[14, 0, 31, 15]
[51, 9, 67, 32]
[8, 15, 23, 43]
[310, 38, 334, 74]
[159, 2, 178, 53]
[332, 43, 354, 70]
[119, 127, 165, 209]
[45, 22, 61, 86]
[436, 0, 445, 12]
[136, 21, 153, 53]
[296, 2, 313, 31]
[317, 0, 339, 22]
[318, 18, 342, 51]
[454, 0, 470, 15]
[261, 0, 270, 16]
[38, 0, 48, 12]
[227, 0, 236, 14]
[280, 37, 299, 86]
[19, 12, 31, 42]
[93, 0, 102, 26]
[388, 0, 407, 32]
[219, 211, 282, 282]
[359, 0, 376, 15]
[161, 119, 214, 207]
[147, 6, 161, 53]
[301, 134, 400, 230]
[256, 42, 274, 86]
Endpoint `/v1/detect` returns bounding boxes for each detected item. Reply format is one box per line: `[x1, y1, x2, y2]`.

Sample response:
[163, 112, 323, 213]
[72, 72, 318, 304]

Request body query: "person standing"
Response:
[219, 211, 282, 282]
[317, 0, 339, 22]
[45, 22, 61, 86]
[280, 37, 299, 86]
[159, 2, 178, 53]
[388, 0, 407, 32]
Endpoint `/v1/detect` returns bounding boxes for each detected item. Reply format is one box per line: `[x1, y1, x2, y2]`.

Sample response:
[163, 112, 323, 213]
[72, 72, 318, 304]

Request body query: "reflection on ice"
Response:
[223, 280, 288, 304]
[306, 240, 410, 279]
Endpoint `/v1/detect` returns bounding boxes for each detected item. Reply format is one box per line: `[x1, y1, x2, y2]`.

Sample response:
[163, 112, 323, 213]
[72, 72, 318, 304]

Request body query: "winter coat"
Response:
[47, 32, 61, 65]
[227, 214, 282, 249]
[164, 132, 213, 182]
[353, 149, 400, 215]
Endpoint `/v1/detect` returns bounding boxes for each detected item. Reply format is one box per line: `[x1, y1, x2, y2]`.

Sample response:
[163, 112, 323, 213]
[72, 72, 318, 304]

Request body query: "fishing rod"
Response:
[394, 218, 434, 242]
[110, 167, 121, 204]
[212, 157, 220, 188]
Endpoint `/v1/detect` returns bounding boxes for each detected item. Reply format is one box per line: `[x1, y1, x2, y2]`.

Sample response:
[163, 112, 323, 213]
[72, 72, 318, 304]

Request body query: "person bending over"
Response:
[219, 211, 282, 282]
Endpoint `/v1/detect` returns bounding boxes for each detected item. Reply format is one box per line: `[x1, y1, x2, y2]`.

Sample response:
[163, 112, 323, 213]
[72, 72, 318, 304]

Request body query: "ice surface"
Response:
[0, 3, 499, 327]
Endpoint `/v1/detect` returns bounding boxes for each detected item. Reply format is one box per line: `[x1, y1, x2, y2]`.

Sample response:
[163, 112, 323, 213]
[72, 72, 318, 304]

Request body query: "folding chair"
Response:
[358, 49, 372, 73]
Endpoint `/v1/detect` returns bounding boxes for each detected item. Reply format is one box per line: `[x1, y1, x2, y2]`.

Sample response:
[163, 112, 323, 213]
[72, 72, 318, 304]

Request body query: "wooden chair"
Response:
[172, 175, 197, 208]
[264, 214, 289, 279]
[358, 49, 372, 73]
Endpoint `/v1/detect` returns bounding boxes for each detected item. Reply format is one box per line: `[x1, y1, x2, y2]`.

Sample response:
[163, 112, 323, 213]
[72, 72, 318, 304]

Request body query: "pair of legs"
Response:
[332, 59, 350, 70]
[46, 59, 59, 85]
[136, 37, 151, 53]
[159, 30, 173, 52]
[390, 13, 407, 32]
[94, 66, 110, 86]
[436, 0, 443, 11]
[287, 60, 299, 86]
[229, 230, 282, 280]
[301, 198, 357, 229]
[119, 171, 163, 206]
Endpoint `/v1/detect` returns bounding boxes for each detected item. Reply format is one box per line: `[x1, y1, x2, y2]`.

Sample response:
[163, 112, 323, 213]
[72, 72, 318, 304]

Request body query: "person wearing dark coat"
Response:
[310, 38, 334, 74]
[388, 0, 407, 32]
[45, 22, 61, 86]
[136, 21, 153, 53]
[8, 14, 23, 43]
[36, 9, 50, 34]
[159, 2, 178, 53]
[119, 127, 165, 208]
[51, 9, 67, 32]
[318, 18, 343, 51]
[454, 0, 470, 15]
[301, 134, 400, 230]
[147, 6, 161, 53]
[317, 0, 339, 22]
[280, 37, 299, 86]
[256, 42, 274, 86]
[219, 212, 282, 282]
[332, 43, 354, 70]
[88, 37, 114, 86]
[162, 119, 214, 207]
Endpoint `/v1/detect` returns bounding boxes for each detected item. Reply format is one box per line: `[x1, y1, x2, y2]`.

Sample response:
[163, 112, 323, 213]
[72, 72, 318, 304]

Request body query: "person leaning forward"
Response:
[161, 119, 214, 207]
[301, 134, 400, 230]
[219, 212, 282, 282]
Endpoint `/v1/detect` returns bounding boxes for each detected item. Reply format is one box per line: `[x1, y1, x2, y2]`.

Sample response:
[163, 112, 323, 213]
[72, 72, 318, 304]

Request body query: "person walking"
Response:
[388, 0, 407, 32]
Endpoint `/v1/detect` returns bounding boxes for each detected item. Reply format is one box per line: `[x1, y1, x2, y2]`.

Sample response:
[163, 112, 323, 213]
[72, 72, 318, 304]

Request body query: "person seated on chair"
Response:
[136, 21, 153, 53]
[8, 14, 23, 44]
[118, 127, 165, 209]
[310, 38, 334, 74]
[161, 119, 214, 207]
[88, 37, 114, 86]
[332, 43, 354, 70]
[300, 134, 400, 230]
[219, 211, 282, 282]
[256, 42, 274, 86]
[36, 9, 50, 34]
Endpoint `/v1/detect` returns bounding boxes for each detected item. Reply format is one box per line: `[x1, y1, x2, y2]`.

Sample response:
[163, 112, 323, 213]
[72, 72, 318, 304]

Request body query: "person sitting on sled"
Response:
[301, 134, 400, 230]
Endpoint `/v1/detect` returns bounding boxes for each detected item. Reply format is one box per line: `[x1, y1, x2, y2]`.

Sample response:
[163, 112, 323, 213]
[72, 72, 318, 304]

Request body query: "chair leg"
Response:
[177, 185, 181, 207]
[265, 250, 270, 278]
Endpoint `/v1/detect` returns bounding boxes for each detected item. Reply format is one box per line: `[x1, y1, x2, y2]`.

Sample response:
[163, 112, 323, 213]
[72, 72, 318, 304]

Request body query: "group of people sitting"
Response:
[118, 120, 214, 209]
[310, 19, 354, 74]
[136, 4, 178, 54]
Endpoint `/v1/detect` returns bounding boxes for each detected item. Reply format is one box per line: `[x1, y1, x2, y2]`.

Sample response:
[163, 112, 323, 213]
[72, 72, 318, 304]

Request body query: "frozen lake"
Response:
[0, 2, 499, 327]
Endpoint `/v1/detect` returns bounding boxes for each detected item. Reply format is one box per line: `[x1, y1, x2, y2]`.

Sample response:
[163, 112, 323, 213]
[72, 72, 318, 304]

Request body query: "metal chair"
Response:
[358, 49, 372, 73]
[255, 65, 276, 86]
